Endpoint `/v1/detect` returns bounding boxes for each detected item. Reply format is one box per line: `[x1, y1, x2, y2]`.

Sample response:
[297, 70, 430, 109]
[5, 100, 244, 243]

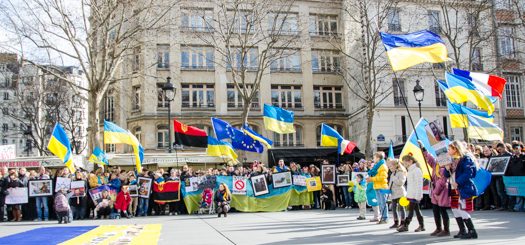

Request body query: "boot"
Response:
[218, 212, 221, 218]
[58, 216, 63, 224]
[10, 209, 16, 222]
[415, 215, 425, 232]
[460, 219, 478, 239]
[397, 218, 410, 232]
[223, 207, 228, 218]
[437, 217, 450, 237]
[453, 217, 467, 238]
[16, 209, 22, 222]
[389, 220, 399, 229]
[64, 216, 70, 224]
[431, 212, 442, 236]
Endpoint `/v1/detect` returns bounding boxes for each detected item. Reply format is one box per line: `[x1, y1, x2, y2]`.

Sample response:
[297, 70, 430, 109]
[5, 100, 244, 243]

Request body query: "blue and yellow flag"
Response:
[387, 140, 395, 160]
[380, 30, 448, 71]
[47, 123, 75, 173]
[88, 146, 109, 165]
[104, 120, 144, 171]
[442, 73, 495, 115]
[263, 104, 295, 134]
[320, 124, 343, 147]
[207, 136, 238, 161]
[242, 124, 272, 149]
[467, 114, 503, 141]
[447, 101, 494, 128]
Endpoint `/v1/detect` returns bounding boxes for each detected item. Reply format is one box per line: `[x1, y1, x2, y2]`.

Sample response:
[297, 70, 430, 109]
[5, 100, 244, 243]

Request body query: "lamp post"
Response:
[413, 79, 424, 118]
[23, 125, 32, 157]
[162, 77, 175, 153]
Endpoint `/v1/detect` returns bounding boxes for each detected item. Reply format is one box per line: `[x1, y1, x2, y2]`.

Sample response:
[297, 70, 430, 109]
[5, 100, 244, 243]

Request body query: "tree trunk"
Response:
[88, 92, 101, 155]
[241, 98, 252, 126]
[365, 102, 374, 159]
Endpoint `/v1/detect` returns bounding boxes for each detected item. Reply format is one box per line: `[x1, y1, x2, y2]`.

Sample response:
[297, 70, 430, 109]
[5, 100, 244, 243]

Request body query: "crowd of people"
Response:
[0, 140, 524, 240]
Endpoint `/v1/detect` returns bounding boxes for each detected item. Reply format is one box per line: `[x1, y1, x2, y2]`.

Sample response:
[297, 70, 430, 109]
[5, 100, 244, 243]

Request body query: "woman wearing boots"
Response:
[424, 148, 450, 237]
[7, 170, 24, 221]
[445, 141, 478, 239]
[387, 159, 407, 229]
[215, 183, 231, 218]
[397, 155, 425, 232]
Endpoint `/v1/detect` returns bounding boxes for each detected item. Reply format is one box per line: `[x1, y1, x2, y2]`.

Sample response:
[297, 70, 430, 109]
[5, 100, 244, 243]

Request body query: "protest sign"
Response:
[306, 176, 322, 192]
[70, 180, 86, 197]
[28, 179, 53, 197]
[292, 175, 306, 186]
[129, 185, 139, 197]
[89, 185, 117, 205]
[138, 177, 152, 198]
[232, 176, 247, 195]
[6, 187, 28, 204]
[55, 177, 72, 192]
[0, 145, 16, 160]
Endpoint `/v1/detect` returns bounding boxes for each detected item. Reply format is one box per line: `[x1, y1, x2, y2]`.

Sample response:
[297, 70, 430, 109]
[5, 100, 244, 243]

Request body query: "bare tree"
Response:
[183, 0, 302, 124]
[0, 0, 177, 154]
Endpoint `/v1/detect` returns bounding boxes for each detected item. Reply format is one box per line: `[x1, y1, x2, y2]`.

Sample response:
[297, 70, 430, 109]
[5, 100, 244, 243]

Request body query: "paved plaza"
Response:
[0, 209, 524, 244]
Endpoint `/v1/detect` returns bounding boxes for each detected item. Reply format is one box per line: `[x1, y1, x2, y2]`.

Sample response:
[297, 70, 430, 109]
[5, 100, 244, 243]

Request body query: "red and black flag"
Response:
[174, 119, 207, 147]
[153, 180, 180, 203]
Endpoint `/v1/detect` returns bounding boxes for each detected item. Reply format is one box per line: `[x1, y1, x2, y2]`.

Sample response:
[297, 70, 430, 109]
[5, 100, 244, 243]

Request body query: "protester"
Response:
[7, 170, 24, 221]
[215, 183, 231, 218]
[321, 185, 334, 210]
[354, 174, 367, 220]
[397, 155, 424, 233]
[387, 159, 407, 229]
[367, 152, 389, 224]
[94, 190, 113, 219]
[54, 189, 71, 224]
[35, 166, 50, 221]
[115, 186, 131, 219]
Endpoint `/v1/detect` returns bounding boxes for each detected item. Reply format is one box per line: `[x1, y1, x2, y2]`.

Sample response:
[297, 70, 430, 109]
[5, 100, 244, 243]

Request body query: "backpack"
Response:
[54, 193, 70, 212]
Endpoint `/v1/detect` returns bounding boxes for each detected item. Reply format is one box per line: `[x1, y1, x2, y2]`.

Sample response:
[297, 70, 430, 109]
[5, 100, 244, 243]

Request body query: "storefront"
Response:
[267, 147, 365, 167]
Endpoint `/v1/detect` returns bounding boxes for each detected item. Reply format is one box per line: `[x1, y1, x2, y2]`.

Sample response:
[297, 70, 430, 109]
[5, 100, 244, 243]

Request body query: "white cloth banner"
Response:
[6, 187, 28, 204]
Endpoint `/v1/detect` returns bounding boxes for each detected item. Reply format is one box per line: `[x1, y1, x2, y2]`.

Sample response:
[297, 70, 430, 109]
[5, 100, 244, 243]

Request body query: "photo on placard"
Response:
[55, 177, 72, 192]
[487, 156, 511, 175]
[251, 175, 269, 196]
[478, 158, 489, 169]
[70, 180, 86, 197]
[337, 175, 350, 186]
[128, 185, 139, 197]
[292, 175, 306, 186]
[321, 165, 336, 184]
[351, 172, 368, 182]
[272, 171, 292, 188]
[138, 177, 152, 198]
[306, 176, 322, 192]
[28, 179, 53, 197]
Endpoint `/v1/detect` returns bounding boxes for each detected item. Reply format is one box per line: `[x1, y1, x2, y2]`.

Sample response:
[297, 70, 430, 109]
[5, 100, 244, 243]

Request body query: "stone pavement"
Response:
[0, 209, 524, 244]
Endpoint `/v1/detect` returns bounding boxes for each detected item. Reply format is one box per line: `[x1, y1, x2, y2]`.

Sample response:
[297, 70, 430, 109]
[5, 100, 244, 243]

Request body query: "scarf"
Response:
[368, 159, 385, 177]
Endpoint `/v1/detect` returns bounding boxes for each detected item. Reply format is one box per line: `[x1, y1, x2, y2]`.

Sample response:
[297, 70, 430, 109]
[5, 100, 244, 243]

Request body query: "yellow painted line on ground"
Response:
[59, 224, 162, 245]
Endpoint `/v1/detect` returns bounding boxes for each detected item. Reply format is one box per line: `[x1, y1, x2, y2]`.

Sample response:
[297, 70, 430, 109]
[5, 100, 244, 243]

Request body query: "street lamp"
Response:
[162, 77, 175, 153]
[413, 79, 424, 118]
[23, 125, 32, 157]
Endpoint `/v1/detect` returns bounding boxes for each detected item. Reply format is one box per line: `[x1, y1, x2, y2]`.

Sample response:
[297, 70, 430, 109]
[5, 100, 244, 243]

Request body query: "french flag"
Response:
[453, 68, 507, 98]
[339, 139, 357, 155]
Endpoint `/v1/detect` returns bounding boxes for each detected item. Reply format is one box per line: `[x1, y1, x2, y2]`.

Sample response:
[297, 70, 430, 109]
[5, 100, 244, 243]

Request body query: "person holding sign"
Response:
[7, 170, 24, 221]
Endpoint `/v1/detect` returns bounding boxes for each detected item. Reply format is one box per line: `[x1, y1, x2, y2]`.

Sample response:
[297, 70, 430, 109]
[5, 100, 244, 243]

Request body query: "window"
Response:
[132, 86, 140, 110]
[471, 48, 483, 71]
[316, 124, 343, 146]
[467, 13, 479, 37]
[428, 10, 441, 34]
[271, 85, 302, 109]
[105, 144, 116, 153]
[505, 75, 522, 108]
[274, 125, 303, 147]
[442, 116, 449, 137]
[230, 11, 254, 33]
[157, 44, 170, 69]
[104, 96, 114, 121]
[309, 15, 338, 36]
[498, 26, 515, 58]
[132, 46, 141, 72]
[227, 48, 258, 70]
[181, 8, 213, 32]
[435, 83, 446, 107]
[311, 50, 340, 73]
[2, 139, 7, 145]
[511, 127, 522, 142]
[134, 127, 142, 145]
[227, 84, 259, 109]
[181, 84, 215, 108]
[3, 77, 11, 87]
[3, 92, 8, 101]
[157, 125, 169, 148]
[314, 86, 343, 109]
[494, 0, 512, 9]
[387, 8, 401, 32]
[270, 50, 301, 72]
[2, 123, 8, 132]
[268, 13, 298, 35]
[392, 78, 406, 106]
[157, 83, 169, 109]
[2, 108, 7, 115]
[181, 46, 215, 69]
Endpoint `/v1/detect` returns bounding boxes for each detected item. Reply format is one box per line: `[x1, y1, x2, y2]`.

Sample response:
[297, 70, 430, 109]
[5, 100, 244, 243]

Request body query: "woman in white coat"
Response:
[387, 159, 407, 229]
[397, 155, 425, 233]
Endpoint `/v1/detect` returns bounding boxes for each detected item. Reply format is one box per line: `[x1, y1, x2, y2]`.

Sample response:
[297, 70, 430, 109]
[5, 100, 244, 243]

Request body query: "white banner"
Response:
[55, 177, 72, 192]
[292, 175, 306, 186]
[6, 187, 28, 204]
[0, 145, 16, 160]
[232, 176, 247, 195]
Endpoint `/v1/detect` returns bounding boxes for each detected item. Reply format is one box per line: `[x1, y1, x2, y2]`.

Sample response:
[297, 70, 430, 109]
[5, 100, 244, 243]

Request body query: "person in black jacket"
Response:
[7, 170, 24, 221]
[214, 183, 231, 218]
[505, 144, 525, 212]
[0, 166, 9, 222]
[321, 185, 334, 210]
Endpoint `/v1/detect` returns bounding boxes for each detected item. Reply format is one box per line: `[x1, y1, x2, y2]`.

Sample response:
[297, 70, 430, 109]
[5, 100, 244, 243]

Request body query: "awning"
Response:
[267, 148, 365, 167]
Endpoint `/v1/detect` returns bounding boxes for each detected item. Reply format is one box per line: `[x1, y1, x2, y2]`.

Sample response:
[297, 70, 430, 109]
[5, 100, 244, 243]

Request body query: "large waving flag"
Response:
[453, 68, 506, 98]
[466, 114, 504, 141]
[242, 124, 273, 149]
[174, 120, 208, 147]
[88, 146, 109, 165]
[47, 123, 75, 173]
[380, 30, 448, 71]
[104, 120, 144, 171]
[447, 101, 494, 128]
[207, 136, 238, 161]
[400, 118, 443, 180]
[263, 104, 295, 134]
[211, 118, 264, 153]
[320, 124, 357, 155]
[442, 73, 495, 115]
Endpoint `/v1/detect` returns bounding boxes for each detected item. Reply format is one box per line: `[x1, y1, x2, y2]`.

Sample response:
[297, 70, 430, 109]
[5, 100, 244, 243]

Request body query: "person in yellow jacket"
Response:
[367, 152, 389, 224]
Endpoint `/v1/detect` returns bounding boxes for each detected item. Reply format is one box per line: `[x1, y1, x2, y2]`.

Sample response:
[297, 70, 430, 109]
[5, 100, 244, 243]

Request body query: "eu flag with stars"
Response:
[211, 118, 264, 153]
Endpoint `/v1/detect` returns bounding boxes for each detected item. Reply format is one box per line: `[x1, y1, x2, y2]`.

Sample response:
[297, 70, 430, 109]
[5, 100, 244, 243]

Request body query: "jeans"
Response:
[35, 197, 49, 220]
[138, 198, 149, 216]
[313, 191, 320, 209]
[514, 197, 525, 212]
[343, 190, 353, 207]
[375, 189, 389, 221]
[72, 206, 86, 220]
[391, 198, 406, 221]
[495, 177, 508, 209]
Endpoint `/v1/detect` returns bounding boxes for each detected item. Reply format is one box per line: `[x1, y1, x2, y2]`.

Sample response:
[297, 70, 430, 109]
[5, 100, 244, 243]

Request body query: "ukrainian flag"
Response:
[320, 123, 343, 147]
[207, 136, 238, 161]
[47, 123, 75, 173]
[443, 72, 495, 115]
[104, 120, 144, 171]
[88, 146, 109, 165]
[467, 114, 504, 141]
[263, 104, 295, 134]
[380, 30, 448, 71]
[447, 101, 494, 128]
[242, 124, 273, 149]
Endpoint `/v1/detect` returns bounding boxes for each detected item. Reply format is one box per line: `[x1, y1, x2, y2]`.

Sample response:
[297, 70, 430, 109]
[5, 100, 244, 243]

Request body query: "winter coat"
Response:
[115, 191, 131, 211]
[427, 152, 450, 207]
[505, 154, 525, 176]
[354, 181, 367, 203]
[368, 163, 388, 190]
[406, 164, 423, 201]
[446, 155, 477, 199]
[108, 178, 121, 192]
[389, 170, 407, 200]
[54, 192, 70, 213]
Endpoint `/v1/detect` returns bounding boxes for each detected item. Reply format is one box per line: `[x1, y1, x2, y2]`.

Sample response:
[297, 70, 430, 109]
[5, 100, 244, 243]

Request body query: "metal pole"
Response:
[168, 99, 172, 153]
[418, 101, 422, 118]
